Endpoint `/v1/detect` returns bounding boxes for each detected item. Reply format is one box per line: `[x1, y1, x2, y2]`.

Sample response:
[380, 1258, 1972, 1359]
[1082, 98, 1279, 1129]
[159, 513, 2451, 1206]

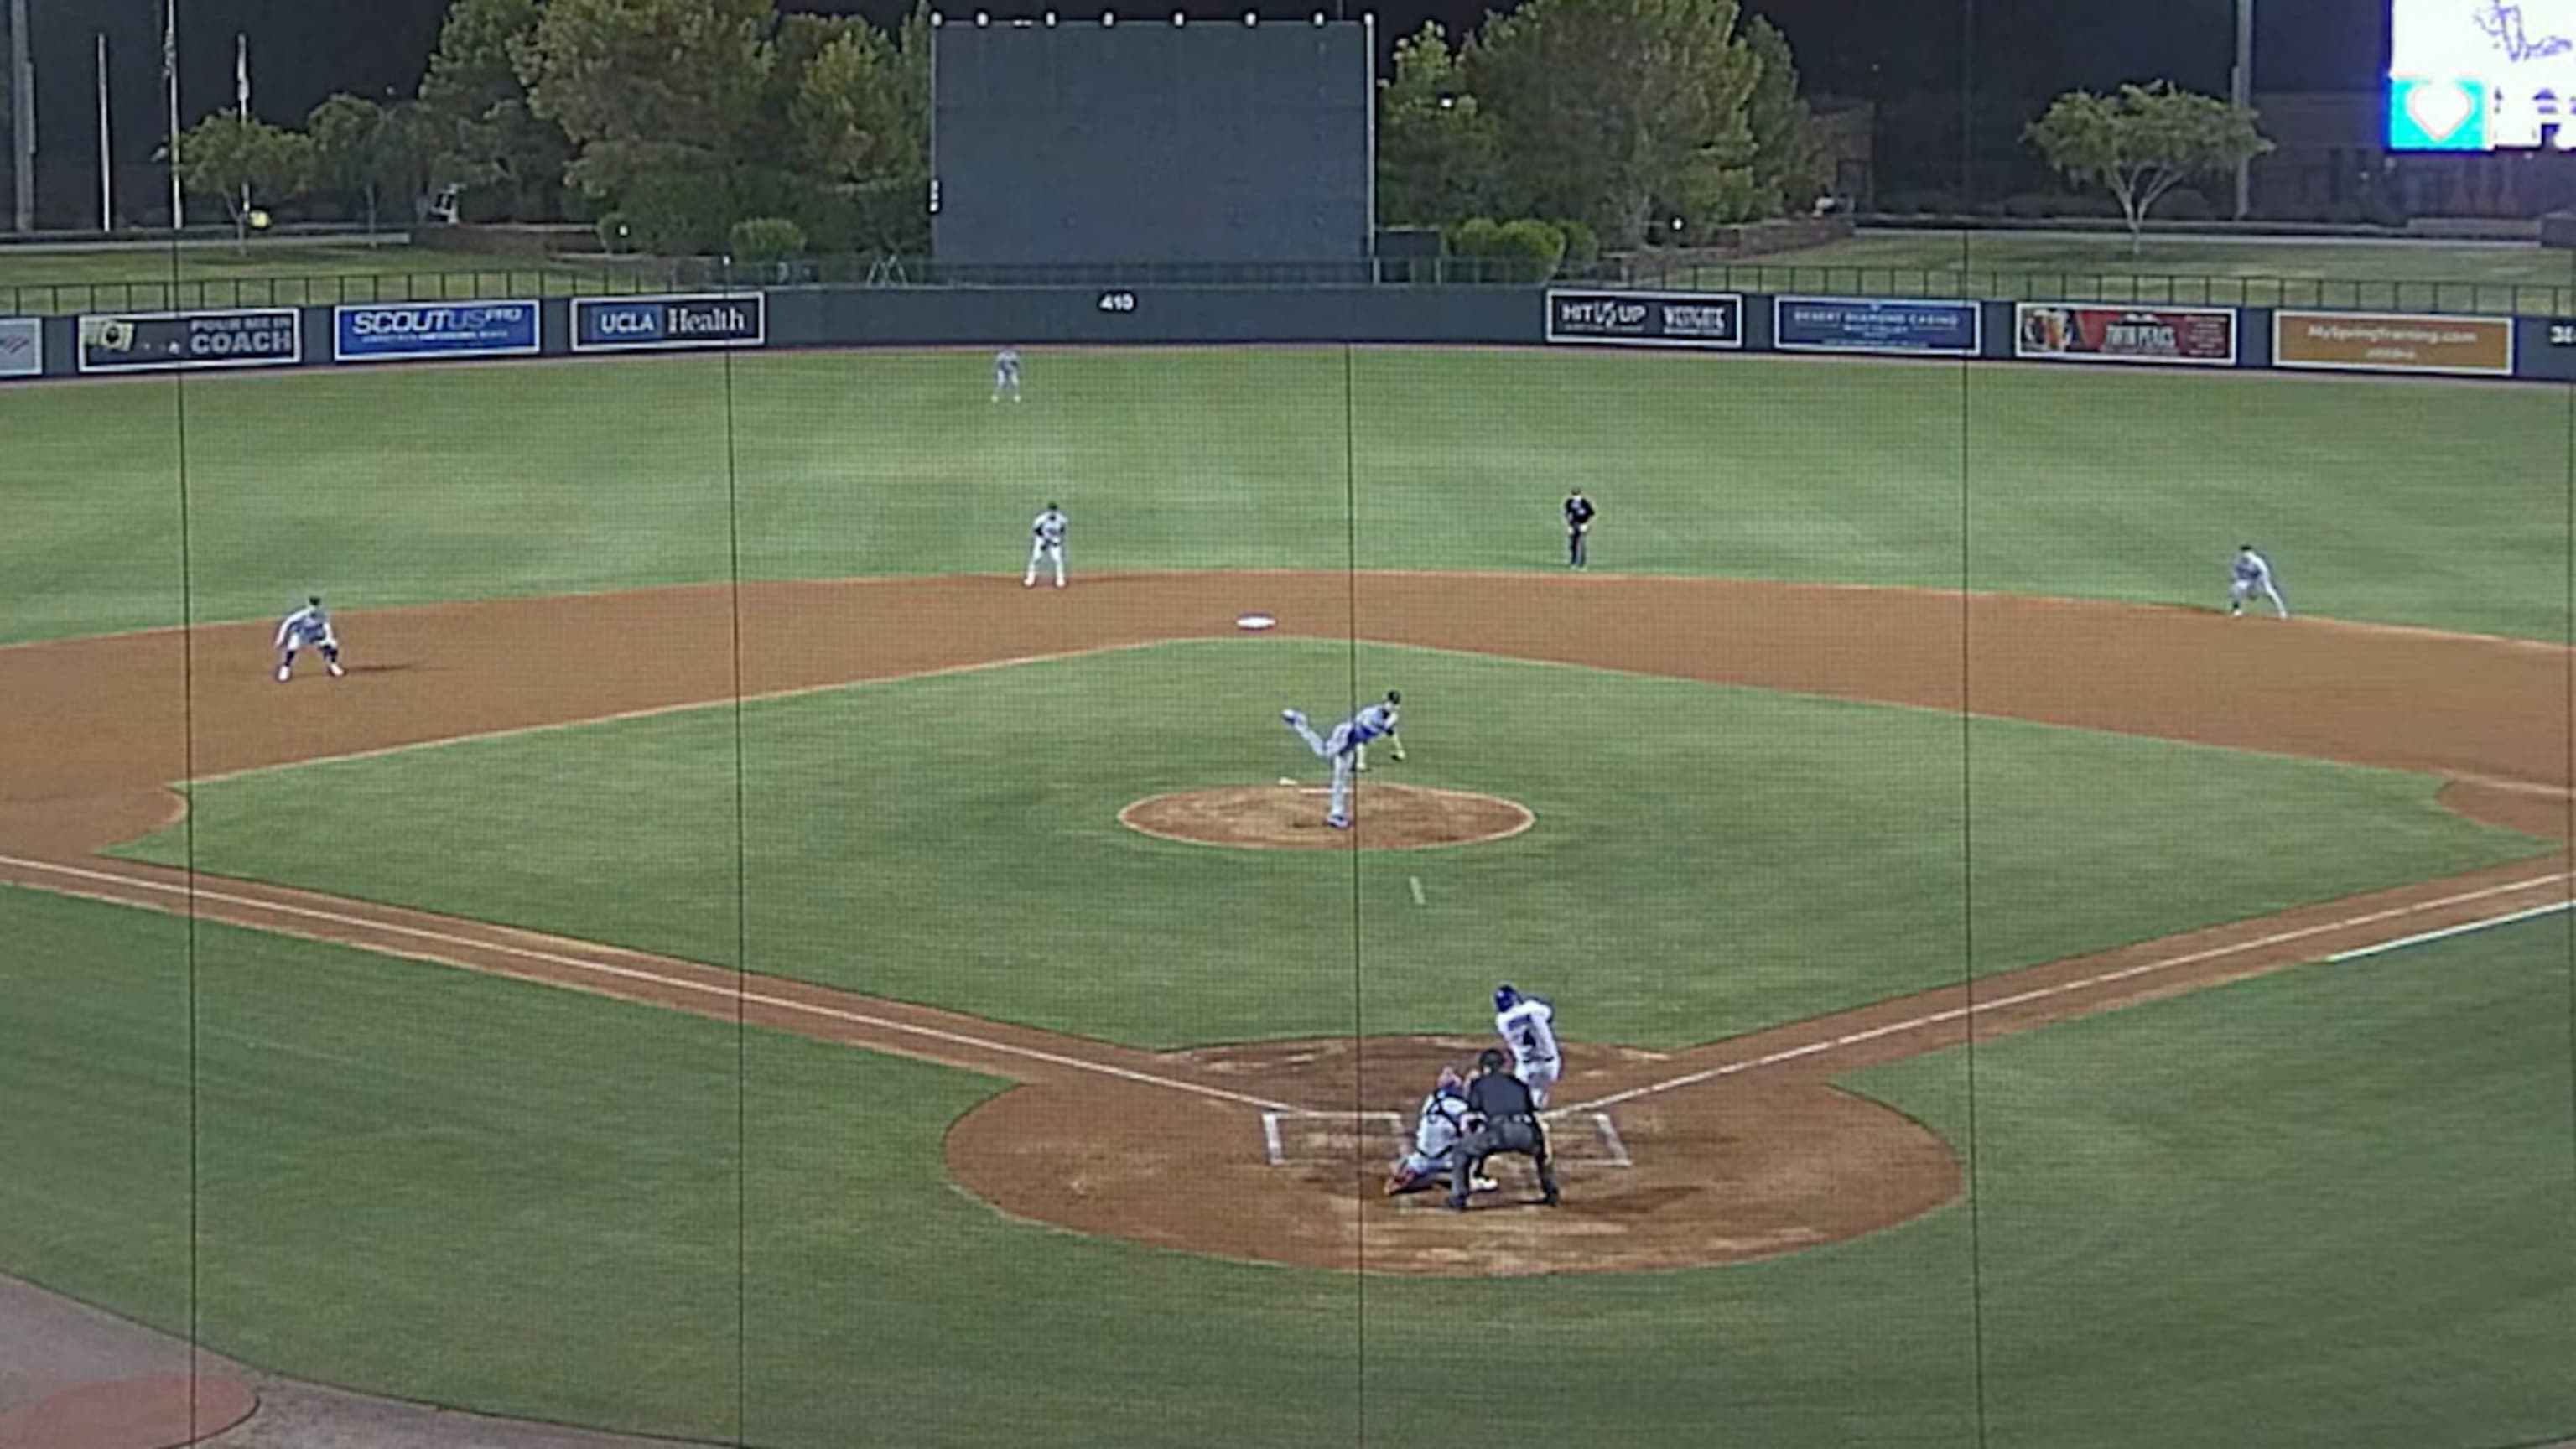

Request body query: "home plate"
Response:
[1237, 613, 1277, 631]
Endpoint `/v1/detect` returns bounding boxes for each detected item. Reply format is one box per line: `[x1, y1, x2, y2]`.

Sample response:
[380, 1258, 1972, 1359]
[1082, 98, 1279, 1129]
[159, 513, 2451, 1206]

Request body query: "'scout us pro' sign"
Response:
[572, 294, 767, 352]
[335, 302, 541, 362]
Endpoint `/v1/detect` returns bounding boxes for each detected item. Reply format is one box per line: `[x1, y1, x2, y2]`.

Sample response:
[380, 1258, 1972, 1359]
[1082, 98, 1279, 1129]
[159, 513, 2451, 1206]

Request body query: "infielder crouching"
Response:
[273, 595, 343, 683]
[2228, 543, 2289, 619]
[1280, 689, 1400, 829]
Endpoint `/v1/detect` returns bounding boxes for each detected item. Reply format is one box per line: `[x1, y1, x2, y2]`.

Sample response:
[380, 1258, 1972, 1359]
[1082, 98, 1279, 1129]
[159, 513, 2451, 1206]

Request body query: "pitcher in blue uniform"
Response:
[1280, 690, 1400, 829]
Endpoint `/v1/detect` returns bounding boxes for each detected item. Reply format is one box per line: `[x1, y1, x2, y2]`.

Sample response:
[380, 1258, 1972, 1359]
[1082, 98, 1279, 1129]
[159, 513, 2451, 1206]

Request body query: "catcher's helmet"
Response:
[1386, 689, 1402, 705]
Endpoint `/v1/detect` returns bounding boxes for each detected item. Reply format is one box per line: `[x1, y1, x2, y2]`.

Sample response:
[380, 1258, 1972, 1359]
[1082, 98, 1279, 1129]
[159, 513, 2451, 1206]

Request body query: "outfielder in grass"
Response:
[1280, 689, 1400, 829]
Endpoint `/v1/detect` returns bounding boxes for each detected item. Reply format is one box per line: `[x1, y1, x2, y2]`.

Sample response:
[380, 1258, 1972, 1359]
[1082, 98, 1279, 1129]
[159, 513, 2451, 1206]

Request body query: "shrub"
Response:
[1493, 218, 1568, 282]
[1446, 216, 1501, 252]
[1445, 216, 1567, 283]
[1556, 217, 1601, 264]
[595, 212, 635, 254]
[729, 216, 809, 265]
[620, 171, 734, 256]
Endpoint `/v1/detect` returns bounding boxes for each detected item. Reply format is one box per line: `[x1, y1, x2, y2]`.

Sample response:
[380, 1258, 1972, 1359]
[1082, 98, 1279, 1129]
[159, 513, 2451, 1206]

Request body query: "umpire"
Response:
[1446, 1048, 1561, 1210]
[1563, 488, 1597, 570]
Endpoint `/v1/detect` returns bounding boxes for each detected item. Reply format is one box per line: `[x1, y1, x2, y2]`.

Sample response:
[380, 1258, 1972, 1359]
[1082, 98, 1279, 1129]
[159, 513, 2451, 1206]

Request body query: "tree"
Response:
[169, 112, 315, 243]
[2025, 82, 2271, 254]
[790, 23, 911, 184]
[1467, 0, 1763, 247]
[1375, 23, 1500, 228]
[308, 94, 425, 232]
[418, 0, 569, 219]
[1742, 17, 1828, 216]
[520, 0, 776, 205]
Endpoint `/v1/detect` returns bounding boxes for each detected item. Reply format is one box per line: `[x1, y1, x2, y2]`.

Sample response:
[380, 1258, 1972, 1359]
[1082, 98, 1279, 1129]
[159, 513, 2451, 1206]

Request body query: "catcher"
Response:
[1385, 1065, 1493, 1197]
[1446, 1048, 1561, 1211]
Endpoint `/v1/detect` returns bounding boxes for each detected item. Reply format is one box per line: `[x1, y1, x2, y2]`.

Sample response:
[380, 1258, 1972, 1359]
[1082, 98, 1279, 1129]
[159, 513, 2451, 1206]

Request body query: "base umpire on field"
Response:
[1446, 1047, 1561, 1210]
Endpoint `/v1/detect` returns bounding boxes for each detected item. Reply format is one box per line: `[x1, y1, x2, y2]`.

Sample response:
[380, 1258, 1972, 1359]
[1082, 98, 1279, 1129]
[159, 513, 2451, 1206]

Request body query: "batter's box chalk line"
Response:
[1260, 1110, 1632, 1167]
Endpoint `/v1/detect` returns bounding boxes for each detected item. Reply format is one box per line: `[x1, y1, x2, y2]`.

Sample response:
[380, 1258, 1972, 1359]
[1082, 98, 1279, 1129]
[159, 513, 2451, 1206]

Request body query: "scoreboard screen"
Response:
[932, 18, 1373, 267]
[2389, 0, 2576, 149]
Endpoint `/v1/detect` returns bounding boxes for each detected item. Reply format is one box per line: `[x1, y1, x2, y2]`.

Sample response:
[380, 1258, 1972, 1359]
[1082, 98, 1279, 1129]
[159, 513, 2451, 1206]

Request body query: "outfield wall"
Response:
[13, 286, 2576, 382]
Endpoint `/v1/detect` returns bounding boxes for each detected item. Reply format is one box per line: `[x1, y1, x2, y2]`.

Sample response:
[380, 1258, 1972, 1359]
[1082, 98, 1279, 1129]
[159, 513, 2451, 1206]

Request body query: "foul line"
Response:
[2325, 899, 2574, 963]
[0, 854, 1302, 1115]
[1561, 870, 2574, 1115]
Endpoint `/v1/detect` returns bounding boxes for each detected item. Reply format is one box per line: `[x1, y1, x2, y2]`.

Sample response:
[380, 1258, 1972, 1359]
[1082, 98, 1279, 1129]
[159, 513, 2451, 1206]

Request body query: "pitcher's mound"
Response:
[1121, 783, 1534, 850]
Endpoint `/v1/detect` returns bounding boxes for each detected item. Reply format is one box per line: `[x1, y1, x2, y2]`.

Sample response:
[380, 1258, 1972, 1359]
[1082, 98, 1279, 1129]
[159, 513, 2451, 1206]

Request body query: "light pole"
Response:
[2231, 0, 2255, 218]
[9, 0, 34, 231]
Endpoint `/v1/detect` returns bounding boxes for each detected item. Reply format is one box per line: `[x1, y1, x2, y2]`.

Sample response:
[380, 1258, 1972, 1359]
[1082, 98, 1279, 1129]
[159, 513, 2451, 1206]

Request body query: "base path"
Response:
[0, 573, 2568, 1423]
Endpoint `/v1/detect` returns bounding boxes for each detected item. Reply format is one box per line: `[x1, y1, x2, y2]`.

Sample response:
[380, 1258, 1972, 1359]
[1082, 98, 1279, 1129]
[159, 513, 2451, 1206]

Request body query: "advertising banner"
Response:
[1544, 290, 1744, 348]
[0, 317, 39, 379]
[76, 309, 301, 373]
[571, 293, 766, 352]
[335, 301, 541, 362]
[1774, 296, 1980, 356]
[2272, 310, 2514, 376]
[2014, 304, 2238, 366]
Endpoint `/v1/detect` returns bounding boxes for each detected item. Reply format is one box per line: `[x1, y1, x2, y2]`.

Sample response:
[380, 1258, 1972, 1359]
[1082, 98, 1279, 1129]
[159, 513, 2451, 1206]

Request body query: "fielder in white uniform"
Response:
[273, 595, 344, 683]
[1025, 503, 1067, 588]
[1493, 984, 1561, 1108]
[992, 346, 1022, 403]
[1280, 690, 1400, 829]
[2228, 544, 2289, 619]
[1384, 1066, 1493, 1196]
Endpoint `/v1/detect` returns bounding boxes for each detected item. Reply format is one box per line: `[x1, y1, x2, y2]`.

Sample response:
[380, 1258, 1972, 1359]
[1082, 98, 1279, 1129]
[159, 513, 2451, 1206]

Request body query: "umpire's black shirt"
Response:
[1466, 1071, 1539, 1122]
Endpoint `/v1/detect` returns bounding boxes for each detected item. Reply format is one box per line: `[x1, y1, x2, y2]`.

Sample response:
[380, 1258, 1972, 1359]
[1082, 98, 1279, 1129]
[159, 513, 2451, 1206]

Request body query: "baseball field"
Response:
[1, 344, 2572, 1448]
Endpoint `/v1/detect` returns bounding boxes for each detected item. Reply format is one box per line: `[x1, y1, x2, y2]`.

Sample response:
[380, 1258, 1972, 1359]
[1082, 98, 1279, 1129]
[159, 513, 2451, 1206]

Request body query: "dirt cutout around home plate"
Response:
[1119, 782, 1535, 850]
[946, 1035, 1960, 1275]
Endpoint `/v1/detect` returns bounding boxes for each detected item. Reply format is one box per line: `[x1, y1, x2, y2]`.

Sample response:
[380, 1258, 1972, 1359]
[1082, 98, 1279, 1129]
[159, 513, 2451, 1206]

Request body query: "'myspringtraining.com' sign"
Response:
[2272, 310, 2513, 376]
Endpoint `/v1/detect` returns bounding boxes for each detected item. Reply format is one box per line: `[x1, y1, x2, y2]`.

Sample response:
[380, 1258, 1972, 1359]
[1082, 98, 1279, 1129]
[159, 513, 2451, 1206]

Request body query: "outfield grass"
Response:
[2, 347, 2566, 644]
[0, 240, 653, 317]
[117, 641, 2547, 1047]
[1706, 229, 2576, 312]
[7, 891, 2570, 1448]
